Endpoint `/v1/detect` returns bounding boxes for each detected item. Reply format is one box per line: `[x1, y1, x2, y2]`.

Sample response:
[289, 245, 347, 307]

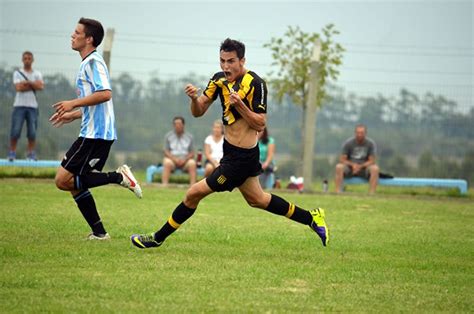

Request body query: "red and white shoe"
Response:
[117, 164, 142, 198]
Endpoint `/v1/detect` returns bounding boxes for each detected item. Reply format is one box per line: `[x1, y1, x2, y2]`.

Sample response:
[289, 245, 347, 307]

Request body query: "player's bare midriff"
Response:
[224, 118, 259, 149]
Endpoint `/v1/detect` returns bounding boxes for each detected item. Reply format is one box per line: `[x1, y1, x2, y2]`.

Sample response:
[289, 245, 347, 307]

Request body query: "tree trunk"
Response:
[302, 41, 321, 192]
[298, 103, 306, 176]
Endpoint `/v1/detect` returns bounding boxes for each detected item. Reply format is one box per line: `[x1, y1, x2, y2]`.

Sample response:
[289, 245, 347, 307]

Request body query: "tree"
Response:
[264, 24, 344, 188]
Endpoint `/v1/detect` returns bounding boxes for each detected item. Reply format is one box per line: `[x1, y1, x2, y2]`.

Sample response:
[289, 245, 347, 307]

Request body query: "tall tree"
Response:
[264, 24, 344, 182]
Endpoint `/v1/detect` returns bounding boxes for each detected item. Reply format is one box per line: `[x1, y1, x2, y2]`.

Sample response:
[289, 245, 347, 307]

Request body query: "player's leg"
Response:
[8, 107, 25, 160]
[184, 158, 197, 185]
[53, 167, 108, 238]
[55, 138, 139, 238]
[131, 179, 213, 249]
[367, 164, 379, 194]
[161, 157, 175, 186]
[58, 138, 142, 198]
[335, 163, 346, 193]
[25, 107, 38, 160]
[239, 176, 329, 246]
[204, 161, 214, 177]
[71, 189, 108, 239]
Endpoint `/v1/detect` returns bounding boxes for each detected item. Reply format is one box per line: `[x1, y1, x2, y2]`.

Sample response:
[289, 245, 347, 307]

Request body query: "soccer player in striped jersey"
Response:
[131, 38, 329, 249]
[49, 18, 142, 240]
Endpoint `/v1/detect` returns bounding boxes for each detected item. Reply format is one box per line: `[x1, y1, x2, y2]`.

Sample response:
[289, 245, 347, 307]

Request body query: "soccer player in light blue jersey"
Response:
[49, 18, 142, 240]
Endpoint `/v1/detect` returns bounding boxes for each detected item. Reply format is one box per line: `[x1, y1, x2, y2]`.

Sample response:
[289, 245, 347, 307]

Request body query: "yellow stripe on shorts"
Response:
[285, 203, 295, 218]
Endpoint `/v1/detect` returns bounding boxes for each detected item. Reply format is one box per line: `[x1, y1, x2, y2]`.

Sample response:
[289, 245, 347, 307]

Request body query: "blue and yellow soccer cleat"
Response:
[309, 208, 329, 247]
[130, 233, 162, 249]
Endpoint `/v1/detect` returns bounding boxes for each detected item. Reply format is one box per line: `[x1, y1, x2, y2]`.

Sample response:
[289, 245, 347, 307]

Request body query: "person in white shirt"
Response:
[203, 120, 224, 177]
[8, 51, 44, 161]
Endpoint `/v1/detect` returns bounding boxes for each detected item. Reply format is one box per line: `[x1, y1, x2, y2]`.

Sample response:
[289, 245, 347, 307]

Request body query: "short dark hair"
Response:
[22, 51, 33, 58]
[78, 17, 104, 47]
[220, 38, 245, 59]
[173, 116, 185, 125]
[260, 127, 270, 144]
[355, 124, 367, 132]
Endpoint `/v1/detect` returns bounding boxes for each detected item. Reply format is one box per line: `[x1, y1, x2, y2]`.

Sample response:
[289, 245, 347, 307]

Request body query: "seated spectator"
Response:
[162, 116, 196, 186]
[203, 120, 224, 177]
[258, 127, 276, 189]
[335, 124, 379, 194]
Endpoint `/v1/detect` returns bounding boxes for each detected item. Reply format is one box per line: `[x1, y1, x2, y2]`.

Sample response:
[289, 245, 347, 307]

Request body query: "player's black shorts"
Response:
[206, 139, 262, 192]
[61, 137, 114, 175]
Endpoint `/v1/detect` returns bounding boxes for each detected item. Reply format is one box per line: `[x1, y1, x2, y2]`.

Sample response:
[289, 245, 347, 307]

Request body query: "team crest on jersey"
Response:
[89, 158, 100, 168]
[217, 175, 227, 185]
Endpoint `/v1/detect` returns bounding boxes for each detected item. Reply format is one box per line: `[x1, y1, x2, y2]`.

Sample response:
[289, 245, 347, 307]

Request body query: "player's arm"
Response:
[52, 90, 112, 116]
[29, 79, 44, 91]
[185, 84, 213, 117]
[164, 149, 176, 161]
[15, 81, 33, 92]
[49, 109, 82, 128]
[229, 92, 266, 132]
[339, 154, 350, 165]
[361, 154, 376, 168]
[361, 142, 376, 168]
[263, 142, 275, 168]
[204, 143, 212, 161]
[185, 151, 195, 162]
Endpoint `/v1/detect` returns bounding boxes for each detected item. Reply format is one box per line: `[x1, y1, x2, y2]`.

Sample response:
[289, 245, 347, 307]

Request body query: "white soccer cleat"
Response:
[117, 164, 143, 199]
[87, 232, 111, 240]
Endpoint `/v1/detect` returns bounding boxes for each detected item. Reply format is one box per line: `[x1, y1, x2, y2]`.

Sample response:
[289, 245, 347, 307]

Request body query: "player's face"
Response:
[22, 54, 33, 68]
[220, 50, 245, 82]
[212, 122, 223, 137]
[71, 24, 89, 51]
[173, 119, 184, 134]
[355, 127, 366, 143]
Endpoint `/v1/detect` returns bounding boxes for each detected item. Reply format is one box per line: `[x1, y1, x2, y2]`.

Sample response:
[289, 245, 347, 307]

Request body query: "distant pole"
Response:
[302, 39, 321, 192]
[103, 28, 115, 71]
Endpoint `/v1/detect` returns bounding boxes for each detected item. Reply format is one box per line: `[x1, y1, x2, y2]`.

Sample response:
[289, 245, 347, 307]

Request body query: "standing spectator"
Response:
[8, 51, 44, 161]
[162, 116, 197, 186]
[258, 127, 276, 189]
[335, 124, 379, 194]
[203, 120, 224, 177]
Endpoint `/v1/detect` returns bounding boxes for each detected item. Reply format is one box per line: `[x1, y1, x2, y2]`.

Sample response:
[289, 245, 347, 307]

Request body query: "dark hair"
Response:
[78, 17, 104, 47]
[260, 127, 269, 144]
[173, 116, 185, 125]
[22, 51, 33, 58]
[355, 124, 367, 132]
[220, 38, 245, 59]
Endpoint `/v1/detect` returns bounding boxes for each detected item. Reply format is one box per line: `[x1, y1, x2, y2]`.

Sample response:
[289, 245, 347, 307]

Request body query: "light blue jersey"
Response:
[76, 51, 116, 140]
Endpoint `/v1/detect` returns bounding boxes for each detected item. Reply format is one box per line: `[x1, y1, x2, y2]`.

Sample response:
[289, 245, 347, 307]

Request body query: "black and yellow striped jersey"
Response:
[203, 70, 268, 125]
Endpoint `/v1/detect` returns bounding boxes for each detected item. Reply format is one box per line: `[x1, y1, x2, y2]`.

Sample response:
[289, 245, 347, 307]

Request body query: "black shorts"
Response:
[61, 137, 114, 175]
[206, 139, 262, 192]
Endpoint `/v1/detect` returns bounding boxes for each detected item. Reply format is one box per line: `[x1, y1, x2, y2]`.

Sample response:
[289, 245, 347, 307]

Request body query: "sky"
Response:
[1, 0, 472, 111]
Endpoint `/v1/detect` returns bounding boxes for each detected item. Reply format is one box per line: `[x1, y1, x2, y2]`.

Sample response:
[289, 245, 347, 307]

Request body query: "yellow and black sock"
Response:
[154, 202, 196, 243]
[265, 194, 312, 225]
[74, 190, 106, 235]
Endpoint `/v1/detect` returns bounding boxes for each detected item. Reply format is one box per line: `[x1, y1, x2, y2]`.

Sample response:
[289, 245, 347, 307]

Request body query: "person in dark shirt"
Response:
[335, 124, 379, 194]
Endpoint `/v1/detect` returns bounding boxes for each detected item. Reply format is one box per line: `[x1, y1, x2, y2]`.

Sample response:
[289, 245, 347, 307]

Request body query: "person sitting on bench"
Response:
[162, 116, 197, 186]
[335, 124, 379, 194]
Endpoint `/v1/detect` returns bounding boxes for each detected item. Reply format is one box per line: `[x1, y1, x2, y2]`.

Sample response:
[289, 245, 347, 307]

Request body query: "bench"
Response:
[343, 177, 468, 194]
[146, 165, 205, 183]
[0, 158, 61, 168]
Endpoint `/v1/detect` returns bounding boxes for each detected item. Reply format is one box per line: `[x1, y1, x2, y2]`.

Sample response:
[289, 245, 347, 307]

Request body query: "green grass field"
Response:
[1, 178, 473, 312]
